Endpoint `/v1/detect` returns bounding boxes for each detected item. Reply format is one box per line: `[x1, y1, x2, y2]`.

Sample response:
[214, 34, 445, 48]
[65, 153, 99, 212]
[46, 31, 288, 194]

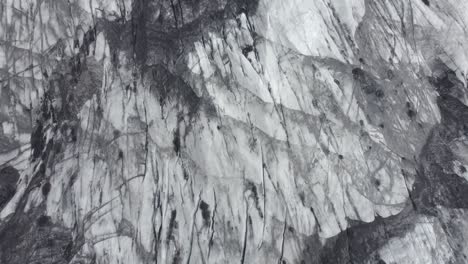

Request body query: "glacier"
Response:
[1, 0, 468, 263]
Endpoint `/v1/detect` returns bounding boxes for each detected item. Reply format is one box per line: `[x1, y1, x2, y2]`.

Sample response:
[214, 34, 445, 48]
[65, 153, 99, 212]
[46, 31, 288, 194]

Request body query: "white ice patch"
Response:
[379, 217, 454, 264]
[2, 122, 14, 135]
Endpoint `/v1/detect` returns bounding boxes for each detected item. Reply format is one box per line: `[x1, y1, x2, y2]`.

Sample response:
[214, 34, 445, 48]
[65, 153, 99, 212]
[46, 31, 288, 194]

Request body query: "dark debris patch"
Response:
[0, 209, 73, 264]
[0, 166, 20, 210]
[408, 84, 468, 213]
[101, 0, 260, 68]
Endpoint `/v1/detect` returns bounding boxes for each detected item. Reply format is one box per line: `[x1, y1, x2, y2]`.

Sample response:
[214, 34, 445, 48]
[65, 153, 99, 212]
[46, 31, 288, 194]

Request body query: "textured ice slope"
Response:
[1, 0, 468, 263]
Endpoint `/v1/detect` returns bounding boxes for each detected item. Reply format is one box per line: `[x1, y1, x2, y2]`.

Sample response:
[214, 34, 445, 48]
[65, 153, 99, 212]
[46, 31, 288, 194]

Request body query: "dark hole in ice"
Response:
[31, 121, 45, 161]
[407, 109, 416, 118]
[352, 68, 364, 80]
[199, 200, 211, 226]
[242, 45, 253, 57]
[421, 0, 430, 6]
[338, 154, 344, 160]
[379, 123, 385, 128]
[70, 128, 77, 142]
[113, 129, 121, 139]
[42, 182, 51, 196]
[173, 130, 180, 154]
[37, 215, 52, 227]
[375, 179, 381, 187]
